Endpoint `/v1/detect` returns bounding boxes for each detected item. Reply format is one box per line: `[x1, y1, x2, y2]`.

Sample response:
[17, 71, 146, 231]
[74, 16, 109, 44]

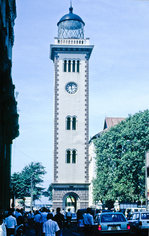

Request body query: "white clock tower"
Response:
[50, 5, 93, 211]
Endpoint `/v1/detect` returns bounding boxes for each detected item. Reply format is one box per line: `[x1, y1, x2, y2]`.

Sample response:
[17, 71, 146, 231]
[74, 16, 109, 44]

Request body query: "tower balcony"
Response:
[54, 37, 90, 45]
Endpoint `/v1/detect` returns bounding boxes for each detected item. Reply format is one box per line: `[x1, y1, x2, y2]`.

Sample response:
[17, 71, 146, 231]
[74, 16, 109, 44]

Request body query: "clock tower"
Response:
[50, 5, 93, 211]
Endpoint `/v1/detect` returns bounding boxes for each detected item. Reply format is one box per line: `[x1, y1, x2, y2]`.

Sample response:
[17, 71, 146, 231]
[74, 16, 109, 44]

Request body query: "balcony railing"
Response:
[54, 37, 90, 45]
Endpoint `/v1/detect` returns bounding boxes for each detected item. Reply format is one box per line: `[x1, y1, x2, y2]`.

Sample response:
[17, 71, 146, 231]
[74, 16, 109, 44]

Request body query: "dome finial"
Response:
[69, 0, 73, 13]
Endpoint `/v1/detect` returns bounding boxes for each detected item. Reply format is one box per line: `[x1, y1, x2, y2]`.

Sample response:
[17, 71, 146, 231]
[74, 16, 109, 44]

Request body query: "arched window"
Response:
[68, 60, 71, 72]
[72, 60, 75, 72]
[72, 150, 77, 163]
[66, 150, 71, 163]
[66, 149, 77, 163]
[72, 117, 77, 130]
[63, 60, 80, 73]
[66, 116, 71, 130]
[77, 60, 80, 72]
[64, 60, 67, 72]
[66, 116, 77, 130]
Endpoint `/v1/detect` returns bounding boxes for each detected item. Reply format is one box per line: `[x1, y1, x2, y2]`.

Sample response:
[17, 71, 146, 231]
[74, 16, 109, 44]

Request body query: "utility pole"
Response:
[145, 151, 149, 211]
[30, 174, 33, 211]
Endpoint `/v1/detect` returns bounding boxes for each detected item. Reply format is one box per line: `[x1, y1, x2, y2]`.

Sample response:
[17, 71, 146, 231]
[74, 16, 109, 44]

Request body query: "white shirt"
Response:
[5, 215, 17, 229]
[83, 213, 94, 225]
[41, 212, 48, 223]
[43, 219, 59, 236]
[13, 211, 22, 219]
[0, 223, 7, 236]
[28, 212, 34, 219]
[34, 214, 41, 223]
[66, 212, 71, 217]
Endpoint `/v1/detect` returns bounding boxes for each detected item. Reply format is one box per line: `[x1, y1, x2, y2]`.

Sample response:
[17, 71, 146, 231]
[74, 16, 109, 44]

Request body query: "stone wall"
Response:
[52, 183, 89, 211]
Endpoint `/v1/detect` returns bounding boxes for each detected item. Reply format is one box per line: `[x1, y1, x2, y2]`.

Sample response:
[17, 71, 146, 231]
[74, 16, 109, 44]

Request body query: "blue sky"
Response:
[12, 0, 149, 187]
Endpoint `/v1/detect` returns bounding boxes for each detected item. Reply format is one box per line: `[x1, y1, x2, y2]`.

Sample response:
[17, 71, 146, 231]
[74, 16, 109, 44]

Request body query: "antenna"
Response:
[69, 0, 73, 13]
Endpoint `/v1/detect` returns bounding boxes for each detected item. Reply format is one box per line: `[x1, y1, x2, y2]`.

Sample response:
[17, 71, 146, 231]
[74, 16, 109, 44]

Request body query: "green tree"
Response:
[11, 162, 46, 203]
[43, 184, 53, 200]
[93, 110, 149, 205]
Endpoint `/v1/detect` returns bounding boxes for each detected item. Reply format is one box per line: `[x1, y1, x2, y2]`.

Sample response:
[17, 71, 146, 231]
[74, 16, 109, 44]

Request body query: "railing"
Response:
[54, 38, 90, 45]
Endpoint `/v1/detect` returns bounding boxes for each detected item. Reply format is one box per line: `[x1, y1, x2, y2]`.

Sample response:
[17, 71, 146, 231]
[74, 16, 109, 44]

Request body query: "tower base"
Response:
[52, 183, 89, 211]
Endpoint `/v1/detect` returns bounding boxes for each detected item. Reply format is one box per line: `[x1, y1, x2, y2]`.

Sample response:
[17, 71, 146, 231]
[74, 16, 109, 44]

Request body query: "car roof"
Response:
[133, 211, 149, 214]
[101, 212, 123, 215]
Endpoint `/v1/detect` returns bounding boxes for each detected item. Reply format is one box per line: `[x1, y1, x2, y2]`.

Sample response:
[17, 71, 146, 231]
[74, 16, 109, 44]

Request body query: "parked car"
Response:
[128, 211, 149, 234]
[95, 212, 130, 235]
[71, 213, 77, 223]
[64, 212, 77, 224]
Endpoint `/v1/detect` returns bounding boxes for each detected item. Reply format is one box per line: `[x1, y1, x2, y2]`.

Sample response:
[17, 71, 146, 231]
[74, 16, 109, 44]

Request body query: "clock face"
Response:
[65, 82, 78, 94]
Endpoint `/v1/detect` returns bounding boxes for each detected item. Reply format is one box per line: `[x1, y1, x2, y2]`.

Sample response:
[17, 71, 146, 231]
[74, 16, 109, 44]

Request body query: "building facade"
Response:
[0, 0, 19, 211]
[50, 5, 93, 211]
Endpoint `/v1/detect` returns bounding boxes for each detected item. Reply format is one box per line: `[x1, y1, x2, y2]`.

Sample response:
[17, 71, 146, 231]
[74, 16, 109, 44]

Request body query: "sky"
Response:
[12, 0, 149, 188]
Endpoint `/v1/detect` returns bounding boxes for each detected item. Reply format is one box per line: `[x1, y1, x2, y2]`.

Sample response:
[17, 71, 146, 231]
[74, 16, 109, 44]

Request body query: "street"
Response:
[24, 224, 84, 236]
[24, 224, 149, 236]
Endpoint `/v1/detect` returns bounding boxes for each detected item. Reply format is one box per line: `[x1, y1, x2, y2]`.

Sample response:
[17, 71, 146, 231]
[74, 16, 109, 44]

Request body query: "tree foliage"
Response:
[43, 184, 53, 200]
[93, 110, 149, 204]
[11, 162, 46, 200]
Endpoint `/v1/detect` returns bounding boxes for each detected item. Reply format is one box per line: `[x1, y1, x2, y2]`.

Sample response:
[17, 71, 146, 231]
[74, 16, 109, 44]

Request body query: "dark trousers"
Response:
[84, 225, 94, 236]
[35, 222, 41, 236]
[66, 217, 71, 228]
[7, 228, 15, 236]
[57, 229, 63, 236]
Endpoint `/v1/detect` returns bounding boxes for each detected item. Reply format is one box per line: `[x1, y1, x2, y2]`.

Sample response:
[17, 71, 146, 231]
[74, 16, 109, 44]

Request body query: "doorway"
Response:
[63, 192, 80, 212]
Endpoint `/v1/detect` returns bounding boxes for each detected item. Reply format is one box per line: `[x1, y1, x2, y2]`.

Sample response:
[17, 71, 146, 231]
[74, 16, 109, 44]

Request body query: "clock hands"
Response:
[66, 82, 78, 94]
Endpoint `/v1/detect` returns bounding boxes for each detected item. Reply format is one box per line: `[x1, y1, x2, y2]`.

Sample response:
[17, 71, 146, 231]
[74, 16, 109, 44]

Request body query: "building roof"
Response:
[89, 130, 104, 143]
[104, 117, 125, 130]
[89, 117, 125, 143]
[57, 6, 85, 26]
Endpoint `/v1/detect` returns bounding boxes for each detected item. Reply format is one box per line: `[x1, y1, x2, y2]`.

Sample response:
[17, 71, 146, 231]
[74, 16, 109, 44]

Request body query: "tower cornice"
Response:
[50, 44, 94, 61]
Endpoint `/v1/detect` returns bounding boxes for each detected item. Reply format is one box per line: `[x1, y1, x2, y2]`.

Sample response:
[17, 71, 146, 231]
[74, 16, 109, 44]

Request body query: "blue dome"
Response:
[57, 6, 85, 39]
[57, 6, 85, 26]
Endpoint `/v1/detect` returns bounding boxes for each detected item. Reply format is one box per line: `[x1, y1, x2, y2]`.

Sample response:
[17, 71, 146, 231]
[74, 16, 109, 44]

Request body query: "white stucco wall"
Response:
[89, 141, 96, 206]
[146, 152, 149, 201]
[54, 53, 88, 183]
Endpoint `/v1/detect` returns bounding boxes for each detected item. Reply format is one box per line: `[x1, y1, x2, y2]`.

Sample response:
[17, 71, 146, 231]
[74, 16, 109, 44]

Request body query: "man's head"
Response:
[42, 207, 47, 212]
[47, 213, 53, 220]
[8, 210, 13, 216]
[56, 208, 61, 214]
[87, 208, 92, 214]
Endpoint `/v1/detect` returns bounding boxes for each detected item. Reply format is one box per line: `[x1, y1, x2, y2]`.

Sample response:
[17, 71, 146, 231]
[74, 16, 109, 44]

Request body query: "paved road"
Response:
[24, 225, 85, 236]
[24, 225, 149, 236]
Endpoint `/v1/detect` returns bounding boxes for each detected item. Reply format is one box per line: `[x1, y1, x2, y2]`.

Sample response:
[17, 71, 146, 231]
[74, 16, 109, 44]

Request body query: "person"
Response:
[15, 216, 24, 236]
[40, 208, 48, 234]
[13, 209, 22, 219]
[83, 208, 94, 236]
[40, 208, 48, 225]
[54, 208, 64, 236]
[34, 210, 41, 236]
[61, 209, 65, 216]
[0, 214, 6, 236]
[27, 211, 34, 226]
[43, 213, 59, 236]
[5, 210, 17, 236]
[65, 209, 72, 227]
[51, 210, 55, 217]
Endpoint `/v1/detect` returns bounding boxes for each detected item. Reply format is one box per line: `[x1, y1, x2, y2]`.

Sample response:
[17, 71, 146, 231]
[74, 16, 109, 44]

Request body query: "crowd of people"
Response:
[0, 207, 74, 236]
